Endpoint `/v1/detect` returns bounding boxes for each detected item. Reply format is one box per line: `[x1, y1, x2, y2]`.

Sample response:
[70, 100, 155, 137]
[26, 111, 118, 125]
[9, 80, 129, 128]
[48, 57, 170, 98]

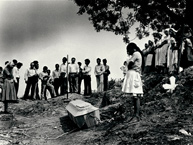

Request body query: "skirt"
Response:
[1, 79, 17, 102]
[122, 70, 143, 96]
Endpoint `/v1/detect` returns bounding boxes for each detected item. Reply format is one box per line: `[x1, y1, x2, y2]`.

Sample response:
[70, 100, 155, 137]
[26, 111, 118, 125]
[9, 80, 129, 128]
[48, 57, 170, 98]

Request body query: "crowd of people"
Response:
[142, 26, 193, 75]
[121, 25, 193, 122]
[120, 26, 193, 78]
[0, 57, 110, 113]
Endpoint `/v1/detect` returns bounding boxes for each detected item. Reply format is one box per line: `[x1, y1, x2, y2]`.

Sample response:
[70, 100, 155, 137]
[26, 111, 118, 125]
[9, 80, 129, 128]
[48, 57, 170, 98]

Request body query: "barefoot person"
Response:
[122, 43, 144, 122]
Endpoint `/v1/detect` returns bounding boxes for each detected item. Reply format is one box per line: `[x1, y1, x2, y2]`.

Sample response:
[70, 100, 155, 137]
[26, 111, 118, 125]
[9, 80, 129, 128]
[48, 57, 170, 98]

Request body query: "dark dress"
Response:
[1, 67, 17, 102]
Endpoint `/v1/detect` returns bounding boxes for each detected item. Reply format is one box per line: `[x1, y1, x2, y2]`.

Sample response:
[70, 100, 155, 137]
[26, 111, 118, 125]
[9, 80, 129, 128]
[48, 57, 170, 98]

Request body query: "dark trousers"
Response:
[69, 73, 78, 93]
[34, 82, 40, 100]
[54, 78, 60, 96]
[14, 78, 19, 96]
[84, 75, 92, 95]
[41, 83, 55, 100]
[60, 77, 67, 95]
[78, 77, 82, 94]
[103, 74, 108, 91]
[24, 77, 36, 99]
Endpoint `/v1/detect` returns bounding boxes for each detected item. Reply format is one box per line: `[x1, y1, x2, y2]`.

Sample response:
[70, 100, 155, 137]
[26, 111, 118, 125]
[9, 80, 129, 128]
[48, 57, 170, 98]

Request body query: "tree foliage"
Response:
[73, 0, 191, 43]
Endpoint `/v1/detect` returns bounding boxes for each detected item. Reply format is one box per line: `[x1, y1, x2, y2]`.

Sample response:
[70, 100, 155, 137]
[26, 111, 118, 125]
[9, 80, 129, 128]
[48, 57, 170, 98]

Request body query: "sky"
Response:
[0, 0, 153, 97]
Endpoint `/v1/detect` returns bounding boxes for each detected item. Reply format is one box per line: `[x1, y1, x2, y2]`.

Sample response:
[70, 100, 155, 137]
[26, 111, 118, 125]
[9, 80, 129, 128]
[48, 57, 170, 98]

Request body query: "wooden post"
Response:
[66, 55, 69, 99]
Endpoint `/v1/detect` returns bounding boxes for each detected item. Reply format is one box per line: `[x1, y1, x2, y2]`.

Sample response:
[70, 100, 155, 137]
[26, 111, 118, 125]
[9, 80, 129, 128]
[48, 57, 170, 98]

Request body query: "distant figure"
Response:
[0, 67, 3, 99]
[142, 43, 149, 63]
[77, 62, 83, 94]
[69, 57, 79, 93]
[52, 64, 60, 96]
[60, 57, 68, 95]
[153, 32, 163, 73]
[144, 40, 154, 73]
[45, 69, 56, 99]
[160, 29, 170, 74]
[13, 62, 23, 96]
[33, 60, 40, 100]
[94, 58, 105, 92]
[120, 61, 127, 78]
[181, 26, 193, 69]
[103, 59, 110, 91]
[82, 59, 92, 96]
[12, 59, 18, 67]
[1, 62, 17, 113]
[122, 43, 144, 122]
[167, 28, 178, 74]
[39, 66, 49, 100]
[23, 62, 36, 100]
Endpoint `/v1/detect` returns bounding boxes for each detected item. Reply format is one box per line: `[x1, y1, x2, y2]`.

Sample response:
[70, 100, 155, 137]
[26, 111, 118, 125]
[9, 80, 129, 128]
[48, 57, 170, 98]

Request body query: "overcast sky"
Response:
[0, 0, 152, 97]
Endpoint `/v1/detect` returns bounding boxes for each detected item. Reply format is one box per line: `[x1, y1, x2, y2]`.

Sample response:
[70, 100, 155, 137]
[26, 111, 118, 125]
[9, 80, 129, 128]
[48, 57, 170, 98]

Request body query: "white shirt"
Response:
[60, 64, 68, 73]
[60, 63, 69, 78]
[94, 64, 105, 76]
[69, 63, 79, 73]
[24, 68, 36, 81]
[13, 66, 20, 82]
[39, 71, 48, 80]
[82, 65, 91, 75]
[52, 70, 60, 79]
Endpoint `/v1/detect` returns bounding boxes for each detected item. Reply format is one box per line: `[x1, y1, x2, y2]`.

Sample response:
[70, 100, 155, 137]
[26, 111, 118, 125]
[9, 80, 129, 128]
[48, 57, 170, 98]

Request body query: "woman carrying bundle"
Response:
[122, 43, 144, 122]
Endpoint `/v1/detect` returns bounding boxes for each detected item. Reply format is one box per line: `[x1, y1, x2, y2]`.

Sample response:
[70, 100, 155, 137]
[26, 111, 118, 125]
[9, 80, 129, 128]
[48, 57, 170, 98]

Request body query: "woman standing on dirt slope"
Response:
[1, 61, 18, 113]
[122, 42, 145, 122]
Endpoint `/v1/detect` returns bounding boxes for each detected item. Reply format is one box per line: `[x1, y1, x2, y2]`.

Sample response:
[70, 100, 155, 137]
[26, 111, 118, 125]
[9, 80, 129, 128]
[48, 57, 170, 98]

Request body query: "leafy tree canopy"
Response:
[73, 0, 192, 43]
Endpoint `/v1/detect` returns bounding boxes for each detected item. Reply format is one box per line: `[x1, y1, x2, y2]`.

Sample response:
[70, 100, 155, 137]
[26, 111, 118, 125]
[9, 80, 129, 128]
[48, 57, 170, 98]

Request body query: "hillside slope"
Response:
[0, 67, 193, 145]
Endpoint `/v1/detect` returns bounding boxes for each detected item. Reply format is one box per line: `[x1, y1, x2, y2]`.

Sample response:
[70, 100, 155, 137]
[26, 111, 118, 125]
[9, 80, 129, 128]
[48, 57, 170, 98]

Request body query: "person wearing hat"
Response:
[1, 61, 17, 113]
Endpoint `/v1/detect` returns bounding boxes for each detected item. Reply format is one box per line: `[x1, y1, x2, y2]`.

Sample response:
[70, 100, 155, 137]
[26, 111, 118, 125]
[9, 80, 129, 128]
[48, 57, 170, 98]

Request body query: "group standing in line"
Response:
[0, 56, 111, 113]
[142, 26, 193, 75]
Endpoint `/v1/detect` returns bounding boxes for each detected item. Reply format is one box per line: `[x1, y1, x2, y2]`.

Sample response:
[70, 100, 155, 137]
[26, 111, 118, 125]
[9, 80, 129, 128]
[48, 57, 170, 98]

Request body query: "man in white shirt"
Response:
[69, 57, 79, 93]
[23, 62, 36, 100]
[82, 59, 92, 96]
[60, 57, 68, 95]
[52, 64, 60, 96]
[94, 58, 105, 92]
[13, 62, 23, 96]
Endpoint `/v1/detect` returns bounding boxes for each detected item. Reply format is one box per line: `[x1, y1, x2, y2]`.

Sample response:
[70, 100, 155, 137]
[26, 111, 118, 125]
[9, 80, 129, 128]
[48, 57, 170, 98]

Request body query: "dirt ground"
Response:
[1, 67, 193, 145]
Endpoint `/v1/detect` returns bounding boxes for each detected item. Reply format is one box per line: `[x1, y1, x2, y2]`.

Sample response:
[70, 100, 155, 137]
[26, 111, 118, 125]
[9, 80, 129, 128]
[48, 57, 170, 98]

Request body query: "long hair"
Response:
[126, 43, 145, 72]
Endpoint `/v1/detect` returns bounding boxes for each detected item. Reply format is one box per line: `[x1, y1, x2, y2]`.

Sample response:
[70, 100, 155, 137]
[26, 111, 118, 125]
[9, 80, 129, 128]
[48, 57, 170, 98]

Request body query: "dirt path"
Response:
[0, 93, 104, 145]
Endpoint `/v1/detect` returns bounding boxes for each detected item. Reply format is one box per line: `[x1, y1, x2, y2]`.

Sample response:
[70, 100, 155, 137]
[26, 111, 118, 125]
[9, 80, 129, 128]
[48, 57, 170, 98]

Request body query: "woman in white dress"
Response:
[122, 43, 144, 122]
